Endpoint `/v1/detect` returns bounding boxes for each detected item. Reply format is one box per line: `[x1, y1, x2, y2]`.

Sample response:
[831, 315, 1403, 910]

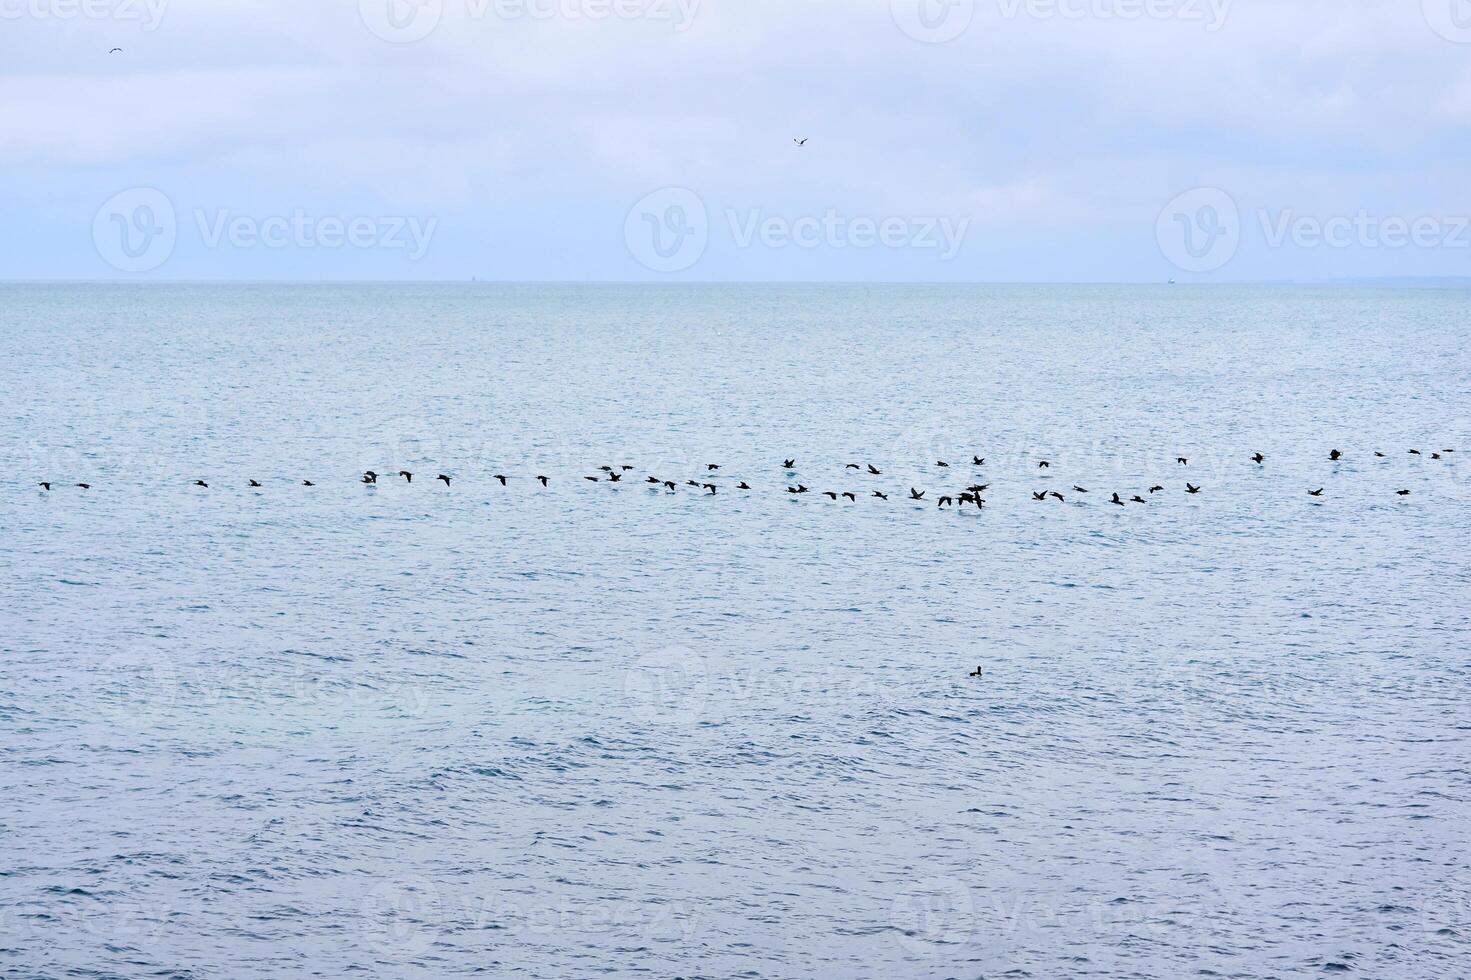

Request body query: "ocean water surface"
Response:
[1, 283, 1469, 978]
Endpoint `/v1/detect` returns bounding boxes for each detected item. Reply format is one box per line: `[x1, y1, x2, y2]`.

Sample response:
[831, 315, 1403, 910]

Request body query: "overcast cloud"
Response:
[2, 0, 1469, 280]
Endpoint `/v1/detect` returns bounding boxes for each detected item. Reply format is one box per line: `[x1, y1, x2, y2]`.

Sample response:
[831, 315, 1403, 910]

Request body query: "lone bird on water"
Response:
[969, 666, 983, 678]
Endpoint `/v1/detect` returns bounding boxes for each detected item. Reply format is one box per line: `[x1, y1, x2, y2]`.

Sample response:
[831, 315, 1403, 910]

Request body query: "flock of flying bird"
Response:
[33, 447, 1453, 505]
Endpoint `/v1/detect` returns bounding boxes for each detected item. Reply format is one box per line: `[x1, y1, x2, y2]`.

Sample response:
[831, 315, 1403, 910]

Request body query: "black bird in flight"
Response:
[936, 461, 949, 468]
[1038, 461, 1050, 469]
[1177, 457, 1188, 465]
[1032, 492, 1048, 501]
[1409, 449, 1421, 455]
[1309, 488, 1324, 497]
[910, 488, 925, 500]
[703, 484, 717, 494]
[1110, 493, 1125, 506]
[968, 484, 990, 493]
[1396, 489, 1412, 496]
[1073, 486, 1089, 494]
[1149, 485, 1164, 494]
[608, 472, 622, 482]
[109, 47, 123, 54]
[1131, 495, 1146, 504]
[249, 480, 262, 488]
[783, 459, 796, 469]
[1186, 484, 1201, 494]
[872, 491, 888, 500]
[585, 476, 600, 483]
[868, 465, 881, 475]
[794, 138, 808, 146]
[663, 481, 677, 491]
[647, 476, 661, 484]
[1375, 452, 1386, 458]
[938, 496, 954, 508]
[708, 464, 720, 471]
[738, 482, 752, 490]
[40, 482, 52, 491]
[436, 474, 451, 487]
[399, 471, 413, 483]
[494, 475, 508, 486]
[303, 480, 315, 487]
[842, 492, 856, 502]
[538, 475, 549, 487]
[1330, 450, 1342, 461]
[1252, 453, 1266, 464]
[194, 480, 208, 488]
[1050, 492, 1064, 502]
[847, 464, 860, 471]
[824, 491, 838, 500]
[973, 456, 985, 466]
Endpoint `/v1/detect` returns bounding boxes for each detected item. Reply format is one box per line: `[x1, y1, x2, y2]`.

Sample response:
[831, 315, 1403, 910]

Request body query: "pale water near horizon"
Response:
[1, 283, 1468, 978]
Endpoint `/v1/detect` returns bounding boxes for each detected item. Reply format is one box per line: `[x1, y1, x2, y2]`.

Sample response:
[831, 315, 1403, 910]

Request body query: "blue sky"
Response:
[2, 0, 1469, 281]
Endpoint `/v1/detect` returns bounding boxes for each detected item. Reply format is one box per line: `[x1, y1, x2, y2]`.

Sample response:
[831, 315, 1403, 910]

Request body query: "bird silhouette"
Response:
[1073, 486, 1089, 494]
[868, 465, 881, 475]
[938, 496, 954, 508]
[1186, 484, 1201, 494]
[494, 475, 508, 486]
[1252, 453, 1265, 464]
[1375, 452, 1386, 458]
[585, 476, 600, 483]
[1149, 486, 1164, 494]
[39, 482, 51, 491]
[1131, 495, 1146, 504]
[1032, 492, 1048, 501]
[973, 456, 985, 466]
[703, 484, 717, 494]
[1330, 450, 1342, 461]
[783, 459, 796, 469]
[794, 138, 808, 146]
[1110, 493, 1125, 506]
[302, 480, 315, 487]
[708, 464, 720, 471]
[194, 480, 209, 488]
[1177, 457, 1188, 465]
[249, 480, 262, 488]
[663, 481, 677, 491]
[910, 488, 925, 501]
[738, 482, 752, 490]
[1038, 461, 1050, 469]
[1050, 492, 1064, 502]
[846, 464, 860, 470]
[109, 47, 122, 54]
[538, 475, 549, 487]
[437, 475, 451, 487]
[399, 471, 413, 483]
[969, 666, 983, 678]
[1396, 489, 1412, 496]
[824, 491, 838, 500]
[608, 472, 622, 482]
[872, 491, 888, 500]
[1309, 488, 1324, 497]
[1409, 449, 1421, 456]
[936, 461, 949, 468]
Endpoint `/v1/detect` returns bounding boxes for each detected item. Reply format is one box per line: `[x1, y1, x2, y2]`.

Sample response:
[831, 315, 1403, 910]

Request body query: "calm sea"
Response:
[1, 283, 1468, 978]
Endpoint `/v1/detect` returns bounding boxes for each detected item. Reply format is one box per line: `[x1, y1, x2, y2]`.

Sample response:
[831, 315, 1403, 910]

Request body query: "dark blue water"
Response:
[2, 284, 1468, 977]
